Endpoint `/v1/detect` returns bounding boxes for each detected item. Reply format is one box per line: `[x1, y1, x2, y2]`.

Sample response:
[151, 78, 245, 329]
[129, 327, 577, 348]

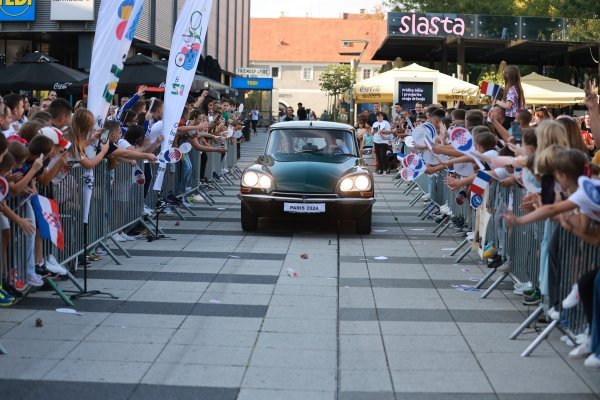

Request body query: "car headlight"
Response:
[339, 174, 372, 192]
[355, 175, 370, 191]
[242, 171, 259, 187]
[242, 170, 274, 190]
[258, 175, 272, 189]
[340, 177, 354, 192]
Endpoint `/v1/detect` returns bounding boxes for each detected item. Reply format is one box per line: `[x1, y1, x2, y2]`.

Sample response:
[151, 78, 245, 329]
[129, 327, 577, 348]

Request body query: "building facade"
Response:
[249, 13, 387, 119]
[0, 0, 249, 84]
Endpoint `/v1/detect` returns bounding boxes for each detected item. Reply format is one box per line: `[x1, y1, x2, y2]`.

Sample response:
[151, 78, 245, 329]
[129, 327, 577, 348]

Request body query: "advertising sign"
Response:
[394, 77, 437, 111]
[51, 0, 94, 21]
[0, 0, 35, 21]
[236, 67, 270, 77]
[231, 77, 273, 90]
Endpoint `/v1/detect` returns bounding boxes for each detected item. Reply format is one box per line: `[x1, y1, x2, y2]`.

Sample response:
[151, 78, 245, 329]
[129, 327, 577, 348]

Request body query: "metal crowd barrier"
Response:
[400, 171, 600, 357]
[1, 139, 242, 307]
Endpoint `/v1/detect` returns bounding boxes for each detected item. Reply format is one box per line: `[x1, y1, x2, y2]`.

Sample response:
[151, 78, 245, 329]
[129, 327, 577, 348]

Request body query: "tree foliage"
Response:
[319, 64, 354, 122]
[384, 0, 600, 18]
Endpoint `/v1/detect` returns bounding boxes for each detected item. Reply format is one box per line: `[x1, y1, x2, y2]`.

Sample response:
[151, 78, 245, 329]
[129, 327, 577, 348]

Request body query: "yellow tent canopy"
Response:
[521, 72, 585, 106]
[352, 63, 480, 104]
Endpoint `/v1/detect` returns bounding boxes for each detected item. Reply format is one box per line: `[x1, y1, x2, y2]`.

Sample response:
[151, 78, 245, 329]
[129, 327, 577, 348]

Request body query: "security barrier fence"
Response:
[402, 172, 600, 357]
[0, 141, 241, 312]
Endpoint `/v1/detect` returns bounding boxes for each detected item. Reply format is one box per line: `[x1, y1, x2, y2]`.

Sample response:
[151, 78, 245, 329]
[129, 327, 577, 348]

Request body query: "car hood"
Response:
[258, 154, 360, 193]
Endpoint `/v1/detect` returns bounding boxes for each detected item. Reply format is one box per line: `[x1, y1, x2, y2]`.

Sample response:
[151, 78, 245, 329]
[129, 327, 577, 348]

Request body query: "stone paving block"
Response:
[339, 321, 381, 335]
[156, 343, 253, 366]
[169, 328, 258, 347]
[85, 325, 176, 344]
[255, 332, 336, 350]
[130, 384, 238, 400]
[386, 351, 481, 371]
[341, 349, 388, 370]
[340, 369, 394, 392]
[250, 347, 337, 369]
[100, 313, 186, 329]
[2, 322, 96, 341]
[391, 369, 494, 393]
[237, 389, 335, 400]
[205, 282, 275, 295]
[265, 305, 337, 320]
[198, 292, 272, 306]
[142, 363, 246, 387]
[339, 392, 394, 400]
[261, 318, 336, 335]
[66, 341, 165, 363]
[0, 338, 78, 360]
[273, 284, 337, 297]
[45, 359, 151, 383]
[380, 321, 461, 336]
[340, 334, 384, 353]
[241, 366, 336, 391]
[384, 335, 471, 353]
[269, 294, 338, 308]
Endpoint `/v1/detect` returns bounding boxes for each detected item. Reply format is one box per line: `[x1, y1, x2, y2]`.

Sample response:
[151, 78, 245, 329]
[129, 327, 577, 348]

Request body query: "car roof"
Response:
[270, 121, 354, 131]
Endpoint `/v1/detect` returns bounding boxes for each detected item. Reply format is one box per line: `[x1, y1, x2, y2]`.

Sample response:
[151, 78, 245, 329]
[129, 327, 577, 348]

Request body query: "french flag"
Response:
[31, 195, 64, 251]
[469, 171, 492, 196]
[480, 81, 501, 98]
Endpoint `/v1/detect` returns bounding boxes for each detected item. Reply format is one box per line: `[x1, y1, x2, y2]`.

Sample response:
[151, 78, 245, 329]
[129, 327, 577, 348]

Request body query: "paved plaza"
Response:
[1, 133, 599, 400]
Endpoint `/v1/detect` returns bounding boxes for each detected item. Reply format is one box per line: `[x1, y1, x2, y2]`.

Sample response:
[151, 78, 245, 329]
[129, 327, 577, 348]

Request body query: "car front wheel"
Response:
[241, 202, 258, 231]
[356, 207, 372, 234]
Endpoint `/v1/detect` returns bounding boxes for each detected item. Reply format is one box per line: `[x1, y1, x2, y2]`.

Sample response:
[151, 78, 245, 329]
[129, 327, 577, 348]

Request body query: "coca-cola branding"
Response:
[53, 82, 72, 90]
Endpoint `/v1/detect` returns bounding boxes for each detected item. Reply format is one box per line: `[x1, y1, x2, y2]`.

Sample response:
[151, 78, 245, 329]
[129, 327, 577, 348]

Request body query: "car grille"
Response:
[271, 192, 339, 199]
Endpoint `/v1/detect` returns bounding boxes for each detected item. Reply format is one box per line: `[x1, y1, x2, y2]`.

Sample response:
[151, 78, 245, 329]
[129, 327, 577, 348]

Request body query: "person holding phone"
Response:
[372, 112, 393, 175]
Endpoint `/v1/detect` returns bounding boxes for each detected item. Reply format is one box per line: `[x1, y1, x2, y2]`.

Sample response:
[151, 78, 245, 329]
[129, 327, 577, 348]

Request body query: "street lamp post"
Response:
[339, 39, 369, 126]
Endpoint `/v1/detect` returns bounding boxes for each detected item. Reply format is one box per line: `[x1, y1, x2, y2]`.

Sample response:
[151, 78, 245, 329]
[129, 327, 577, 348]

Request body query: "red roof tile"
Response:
[250, 14, 387, 64]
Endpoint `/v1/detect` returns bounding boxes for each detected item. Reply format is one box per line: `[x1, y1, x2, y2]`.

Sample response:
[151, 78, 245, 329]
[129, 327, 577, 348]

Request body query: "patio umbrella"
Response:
[0, 52, 88, 92]
[118, 54, 222, 96]
[521, 72, 585, 106]
[352, 63, 480, 104]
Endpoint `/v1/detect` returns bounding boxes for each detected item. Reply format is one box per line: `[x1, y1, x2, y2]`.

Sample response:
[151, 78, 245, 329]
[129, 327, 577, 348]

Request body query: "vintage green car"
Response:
[238, 121, 375, 234]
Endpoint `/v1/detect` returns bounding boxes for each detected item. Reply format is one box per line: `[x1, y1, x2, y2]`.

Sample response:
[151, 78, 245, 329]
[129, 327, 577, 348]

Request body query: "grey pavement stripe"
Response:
[340, 256, 459, 265]
[125, 249, 286, 260]
[14, 297, 267, 318]
[179, 216, 240, 222]
[340, 308, 526, 323]
[339, 278, 512, 289]
[340, 394, 501, 400]
[161, 228, 292, 237]
[74, 269, 279, 284]
[0, 380, 238, 400]
[340, 392, 395, 400]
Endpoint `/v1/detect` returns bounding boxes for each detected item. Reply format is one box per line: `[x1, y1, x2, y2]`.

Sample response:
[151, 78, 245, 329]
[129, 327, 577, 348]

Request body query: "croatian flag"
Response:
[469, 171, 492, 209]
[31, 195, 64, 251]
[480, 81, 501, 98]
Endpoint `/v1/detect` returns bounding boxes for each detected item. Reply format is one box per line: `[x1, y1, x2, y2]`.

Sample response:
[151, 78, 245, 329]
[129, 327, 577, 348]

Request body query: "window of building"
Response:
[301, 66, 313, 81]
[362, 68, 372, 80]
[271, 66, 280, 79]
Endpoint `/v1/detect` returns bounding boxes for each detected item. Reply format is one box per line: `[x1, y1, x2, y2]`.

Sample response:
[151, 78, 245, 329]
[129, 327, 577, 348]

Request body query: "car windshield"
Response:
[266, 129, 357, 157]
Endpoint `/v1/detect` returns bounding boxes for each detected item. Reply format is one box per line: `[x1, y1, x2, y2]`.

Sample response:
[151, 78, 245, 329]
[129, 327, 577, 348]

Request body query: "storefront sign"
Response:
[0, 0, 35, 21]
[236, 67, 270, 77]
[396, 13, 465, 36]
[231, 77, 273, 90]
[51, 0, 94, 21]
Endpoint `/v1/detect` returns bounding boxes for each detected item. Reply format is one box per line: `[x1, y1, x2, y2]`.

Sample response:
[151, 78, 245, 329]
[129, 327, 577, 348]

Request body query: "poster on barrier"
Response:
[83, 0, 144, 224]
[153, 0, 214, 191]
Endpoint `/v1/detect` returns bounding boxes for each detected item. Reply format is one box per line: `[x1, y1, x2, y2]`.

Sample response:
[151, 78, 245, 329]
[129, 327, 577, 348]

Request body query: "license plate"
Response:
[283, 203, 326, 213]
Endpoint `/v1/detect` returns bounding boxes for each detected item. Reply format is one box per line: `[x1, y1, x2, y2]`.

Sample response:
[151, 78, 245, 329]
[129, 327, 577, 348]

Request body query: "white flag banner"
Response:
[153, 0, 213, 191]
[83, 0, 144, 224]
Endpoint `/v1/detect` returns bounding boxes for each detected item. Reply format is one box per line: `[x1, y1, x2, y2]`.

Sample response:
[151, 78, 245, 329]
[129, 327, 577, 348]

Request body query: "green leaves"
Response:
[319, 64, 354, 97]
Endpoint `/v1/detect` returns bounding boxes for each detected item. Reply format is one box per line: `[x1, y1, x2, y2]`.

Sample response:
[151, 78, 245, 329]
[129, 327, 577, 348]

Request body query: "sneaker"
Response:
[163, 207, 174, 216]
[482, 243, 497, 259]
[121, 233, 135, 241]
[422, 193, 431, 201]
[569, 340, 591, 359]
[95, 247, 108, 256]
[45, 255, 68, 276]
[142, 205, 153, 216]
[497, 260, 511, 273]
[0, 286, 15, 303]
[0, 291, 13, 307]
[77, 255, 91, 268]
[86, 254, 102, 262]
[547, 307, 560, 321]
[513, 281, 533, 295]
[562, 284, 579, 309]
[523, 287, 538, 297]
[385, 170, 391, 175]
[523, 288, 541, 305]
[26, 273, 44, 287]
[35, 263, 55, 278]
[112, 233, 126, 242]
[487, 254, 503, 269]
[467, 231, 475, 242]
[584, 354, 600, 368]
[191, 194, 204, 203]
[439, 204, 451, 215]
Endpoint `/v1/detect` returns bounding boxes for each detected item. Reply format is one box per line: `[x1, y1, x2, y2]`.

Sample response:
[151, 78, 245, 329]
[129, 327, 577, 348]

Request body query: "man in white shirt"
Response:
[279, 107, 298, 122]
[372, 112, 393, 174]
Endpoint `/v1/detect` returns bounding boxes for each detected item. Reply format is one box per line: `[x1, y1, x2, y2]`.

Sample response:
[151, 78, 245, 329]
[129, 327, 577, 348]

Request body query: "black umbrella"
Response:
[118, 54, 216, 95]
[0, 52, 88, 92]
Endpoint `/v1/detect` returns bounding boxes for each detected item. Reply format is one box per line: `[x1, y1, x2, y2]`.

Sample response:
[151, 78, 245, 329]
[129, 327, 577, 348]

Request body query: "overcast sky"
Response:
[250, 0, 386, 18]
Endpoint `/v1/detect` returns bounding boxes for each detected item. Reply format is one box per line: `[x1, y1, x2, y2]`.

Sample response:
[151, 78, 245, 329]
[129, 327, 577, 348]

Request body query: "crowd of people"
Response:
[0, 88, 246, 305]
[358, 65, 600, 368]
